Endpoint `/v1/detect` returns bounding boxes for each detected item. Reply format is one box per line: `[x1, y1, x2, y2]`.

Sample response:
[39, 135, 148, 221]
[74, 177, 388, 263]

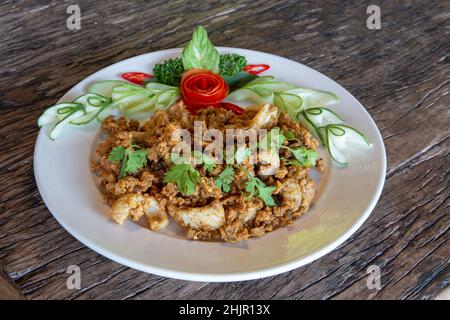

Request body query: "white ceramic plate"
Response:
[34, 48, 386, 282]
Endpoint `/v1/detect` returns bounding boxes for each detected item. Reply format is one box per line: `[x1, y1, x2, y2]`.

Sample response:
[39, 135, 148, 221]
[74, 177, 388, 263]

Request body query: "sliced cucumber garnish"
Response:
[284, 87, 338, 108]
[245, 80, 297, 92]
[298, 107, 344, 143]
[109, 94, 150, 112]
[324, 124, 372, 166]
[155, 90, 180, 109]
[38, 102, 82, 127]
[87, 80, 127, 98]
[228, 88, 273, 104]
[74, 93, 110, 112]
[326, 128, 348, 166]
[49, 110, 84, 140]
[124, 97, 156, 116]
[111, 83, 148, 101]
[70, 111, 97, 125]
[146, 82, 179, 94]
[274, 92, 303, 118]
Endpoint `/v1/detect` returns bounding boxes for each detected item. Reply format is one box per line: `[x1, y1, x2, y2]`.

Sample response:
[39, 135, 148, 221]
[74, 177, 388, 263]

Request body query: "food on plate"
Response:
[36, 24, 373, 243]
[91, 102, 323, 242]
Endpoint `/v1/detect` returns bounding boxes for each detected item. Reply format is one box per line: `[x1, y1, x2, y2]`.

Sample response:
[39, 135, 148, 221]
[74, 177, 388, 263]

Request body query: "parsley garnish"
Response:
[283, 129, 301, 143]
[287, 147, 318, 167]
[192, 151, 216, 173]
[245, 176, 276, 207]
[163, 164, 201, 196]
[108, 146, 148, 178]
[214, 166, 235, 193]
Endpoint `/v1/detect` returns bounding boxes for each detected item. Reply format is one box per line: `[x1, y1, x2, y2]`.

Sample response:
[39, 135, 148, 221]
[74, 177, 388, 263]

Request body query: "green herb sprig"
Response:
[108, 145, 148, 178]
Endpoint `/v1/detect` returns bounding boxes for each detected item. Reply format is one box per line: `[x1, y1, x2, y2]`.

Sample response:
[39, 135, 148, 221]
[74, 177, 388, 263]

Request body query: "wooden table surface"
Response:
[0, 0, 448, 300]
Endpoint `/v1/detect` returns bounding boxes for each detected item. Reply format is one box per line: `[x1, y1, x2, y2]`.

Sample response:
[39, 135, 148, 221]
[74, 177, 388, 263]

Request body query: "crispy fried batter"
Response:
[92, 101, 321, 242]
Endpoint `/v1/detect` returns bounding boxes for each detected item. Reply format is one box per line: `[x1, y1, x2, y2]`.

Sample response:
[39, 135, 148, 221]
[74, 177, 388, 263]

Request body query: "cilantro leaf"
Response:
[125, 148, 148, 174]
[289, 147, 318, 167]
[108, 146, 126, 163]
[192, 151, 217, 173]
[245, 177, 276, 207]
[283, 130, 299, 142]
[214, 166, 235, 193]
[202, 158, 216, 173]
[164, 164, 201, 196]
[108, 146, 148, 179]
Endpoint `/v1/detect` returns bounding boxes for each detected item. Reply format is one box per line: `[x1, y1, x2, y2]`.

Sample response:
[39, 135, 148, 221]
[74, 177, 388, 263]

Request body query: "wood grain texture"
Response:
[0, 0, 448, 300]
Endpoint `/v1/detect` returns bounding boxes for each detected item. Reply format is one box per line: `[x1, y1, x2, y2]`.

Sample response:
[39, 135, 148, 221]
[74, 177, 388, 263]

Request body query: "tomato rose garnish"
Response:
[181, 69, 229, 113]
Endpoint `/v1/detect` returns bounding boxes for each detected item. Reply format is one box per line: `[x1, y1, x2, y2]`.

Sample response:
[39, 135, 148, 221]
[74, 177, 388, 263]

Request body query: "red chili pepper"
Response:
[242, 64, 270, 75]
[121, 72, 153, 85]
[221, 102, 245, 115]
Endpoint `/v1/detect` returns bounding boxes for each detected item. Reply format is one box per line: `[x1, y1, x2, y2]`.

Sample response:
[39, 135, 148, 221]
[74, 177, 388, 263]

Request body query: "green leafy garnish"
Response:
[192, 151, 217, 173]
[153, 57, 185, 86]
[214, 166, 235, 193]
[283, 130, 298, 141]
[164, 164, 201, 195]
[108, 146, 148, 178]
[287, 147, 318, 167]
[245, 176, 276, 207]
[182, 26, 220, 73]
[219, 53, 247, 77]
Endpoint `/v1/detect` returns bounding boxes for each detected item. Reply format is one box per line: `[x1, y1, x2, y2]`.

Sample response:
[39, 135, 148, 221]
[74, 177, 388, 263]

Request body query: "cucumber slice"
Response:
[248, 76, 275, 83]
[335, 124, 371, 147]
[111, 83, 148, 101]
[74, 93, 109, 112]
[109, 94, 150, 112]
[284, 88, 338, 108]
[246, 81, 297, 92]
[69, 111, 97, 125]
[87, 80, 127, 98]
[38, 102, 81, 127]
[155, 90, 180, 109]
[96, 104, 122, 121]
[228, 88, 273, 104]
[304, 107, 344, 126]
[326, 127, 348, 166]
[49, 110, 84, 140]
[251, 87, 273, 99]
[275, 93, 303, 117]
[146, 82, 178, 94]
[124, 97, 156, 116]
[328, 126, 347, 149]
[325, 124, 371, 166]
[297, 112, 323, 144]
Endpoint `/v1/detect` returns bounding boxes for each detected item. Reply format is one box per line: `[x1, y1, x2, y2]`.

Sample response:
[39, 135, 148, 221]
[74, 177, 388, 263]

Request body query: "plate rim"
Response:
[33, 47, 387, 282]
